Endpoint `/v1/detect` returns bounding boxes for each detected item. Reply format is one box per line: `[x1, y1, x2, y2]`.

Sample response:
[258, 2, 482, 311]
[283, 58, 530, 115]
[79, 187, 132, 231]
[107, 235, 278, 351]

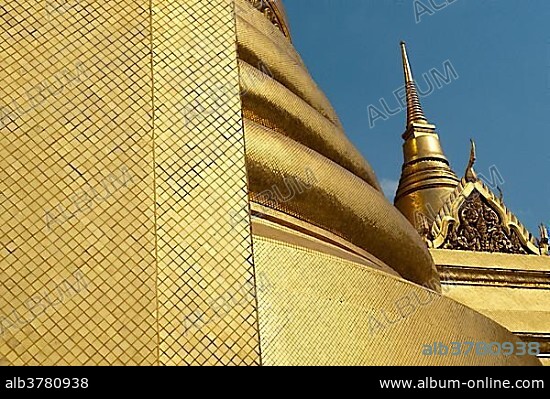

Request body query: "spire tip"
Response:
[400, 41, 428, 128]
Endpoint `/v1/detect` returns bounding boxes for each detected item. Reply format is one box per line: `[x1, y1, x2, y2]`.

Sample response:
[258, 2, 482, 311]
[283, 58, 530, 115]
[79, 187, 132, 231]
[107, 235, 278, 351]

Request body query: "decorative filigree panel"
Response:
[442, 191, 528, 254]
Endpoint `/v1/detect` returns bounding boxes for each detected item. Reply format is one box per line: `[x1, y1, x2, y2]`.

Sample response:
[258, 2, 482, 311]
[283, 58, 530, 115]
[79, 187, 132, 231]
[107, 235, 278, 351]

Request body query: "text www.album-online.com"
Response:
[379, 377, 545, 389]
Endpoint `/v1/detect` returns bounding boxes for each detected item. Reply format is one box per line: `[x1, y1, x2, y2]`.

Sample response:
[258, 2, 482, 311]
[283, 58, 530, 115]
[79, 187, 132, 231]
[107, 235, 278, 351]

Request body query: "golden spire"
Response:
[400, 41, 429, 127]
[394, 41, 460, 231]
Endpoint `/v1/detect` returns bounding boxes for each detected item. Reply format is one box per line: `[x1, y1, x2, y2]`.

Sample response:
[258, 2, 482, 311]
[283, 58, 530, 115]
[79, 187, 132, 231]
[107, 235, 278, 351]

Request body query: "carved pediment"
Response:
[442, 191, 527, 254]
[430, 179, 539, 255]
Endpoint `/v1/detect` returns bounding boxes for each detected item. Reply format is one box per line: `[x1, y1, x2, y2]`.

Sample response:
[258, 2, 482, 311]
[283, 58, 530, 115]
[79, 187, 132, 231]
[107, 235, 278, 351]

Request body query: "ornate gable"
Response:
[428, 142, 540, 255]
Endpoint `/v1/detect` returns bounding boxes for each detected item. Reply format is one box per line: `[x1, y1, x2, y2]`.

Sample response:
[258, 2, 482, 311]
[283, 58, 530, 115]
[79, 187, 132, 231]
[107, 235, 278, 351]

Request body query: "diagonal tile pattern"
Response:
[0, 0, 259, 366]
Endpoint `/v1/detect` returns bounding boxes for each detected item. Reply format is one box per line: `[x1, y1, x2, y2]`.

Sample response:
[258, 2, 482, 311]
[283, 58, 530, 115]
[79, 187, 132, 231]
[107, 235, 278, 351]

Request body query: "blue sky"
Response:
[283, 0, 550, 236]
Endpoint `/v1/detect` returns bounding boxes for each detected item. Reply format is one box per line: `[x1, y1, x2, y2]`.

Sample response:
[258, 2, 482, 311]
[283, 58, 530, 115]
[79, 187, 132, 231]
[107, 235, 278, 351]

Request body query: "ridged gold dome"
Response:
[236, 0, 440, 288]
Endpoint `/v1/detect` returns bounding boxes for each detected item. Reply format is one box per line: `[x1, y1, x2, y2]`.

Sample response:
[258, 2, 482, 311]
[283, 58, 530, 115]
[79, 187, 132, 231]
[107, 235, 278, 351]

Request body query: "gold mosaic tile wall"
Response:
[253, 236, 540, 366]
[152, 0, 260, 365]
[432, 249, 550, 365]
[1, 0, 157, 366]
[0, 0, 260, 365]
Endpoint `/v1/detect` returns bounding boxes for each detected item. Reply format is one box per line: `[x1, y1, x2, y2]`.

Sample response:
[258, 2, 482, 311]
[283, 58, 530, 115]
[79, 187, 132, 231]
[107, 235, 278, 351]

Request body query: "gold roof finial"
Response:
[400, 41, 429, 127]
[539, 224, 549, 255]
[465, 139, 478, 182]
[540, 224, 549, 241]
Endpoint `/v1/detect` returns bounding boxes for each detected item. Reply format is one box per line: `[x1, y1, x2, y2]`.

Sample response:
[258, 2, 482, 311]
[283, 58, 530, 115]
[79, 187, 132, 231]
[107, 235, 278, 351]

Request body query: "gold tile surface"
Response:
[3, 0, 540, 367]
[1, 0, 260, 366]
[1, 0, 157, 365]
[152, 0, 260, 366]
[235, 0, 342, 129]
[243, 119, 440, 288]
[433, 248, 550, 364]
[252, 235, 541, 366]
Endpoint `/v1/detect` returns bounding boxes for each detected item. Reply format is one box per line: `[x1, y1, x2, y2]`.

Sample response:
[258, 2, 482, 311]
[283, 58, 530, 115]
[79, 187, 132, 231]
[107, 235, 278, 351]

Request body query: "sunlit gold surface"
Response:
[236, 1, 344, 130]
[239, 59, 379, 187]
[1, 0, 260, 366]
[432, 249, 550, 362]
[1, 0, 157, 365]
[250, 203, 399, 276]
[397, 43, 549, 363]
[236, 0, 442, 287]
[244, 119, 440, 287]
[395, 43, 459, 230]
[1, 0, 543, 366]
[152, 0, 260, 365]
[253, 235, 540, 365]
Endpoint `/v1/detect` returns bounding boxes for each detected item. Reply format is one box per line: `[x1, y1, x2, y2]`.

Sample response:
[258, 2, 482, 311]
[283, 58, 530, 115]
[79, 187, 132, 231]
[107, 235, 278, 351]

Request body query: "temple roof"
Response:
[427, 141, 541, 255]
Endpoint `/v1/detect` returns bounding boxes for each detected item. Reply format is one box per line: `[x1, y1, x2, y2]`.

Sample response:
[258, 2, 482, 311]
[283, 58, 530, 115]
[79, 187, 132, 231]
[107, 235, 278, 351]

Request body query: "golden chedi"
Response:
[393, 43, 550, 365]
[0, 0, 542, 365]
[394, 42, 460, 233]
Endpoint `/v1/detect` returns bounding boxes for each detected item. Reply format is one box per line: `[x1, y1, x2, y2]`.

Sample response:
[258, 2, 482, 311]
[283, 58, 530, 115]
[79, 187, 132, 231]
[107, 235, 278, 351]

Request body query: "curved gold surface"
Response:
[236, 0, 343, 129]
[253, 235, 541, 365]
[250, 202, 400, 276]
[240, 60, 380, 188]
[236, 4, 443, 288]
[395, 183, 458, 232]
[244, 119, 440, 288]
